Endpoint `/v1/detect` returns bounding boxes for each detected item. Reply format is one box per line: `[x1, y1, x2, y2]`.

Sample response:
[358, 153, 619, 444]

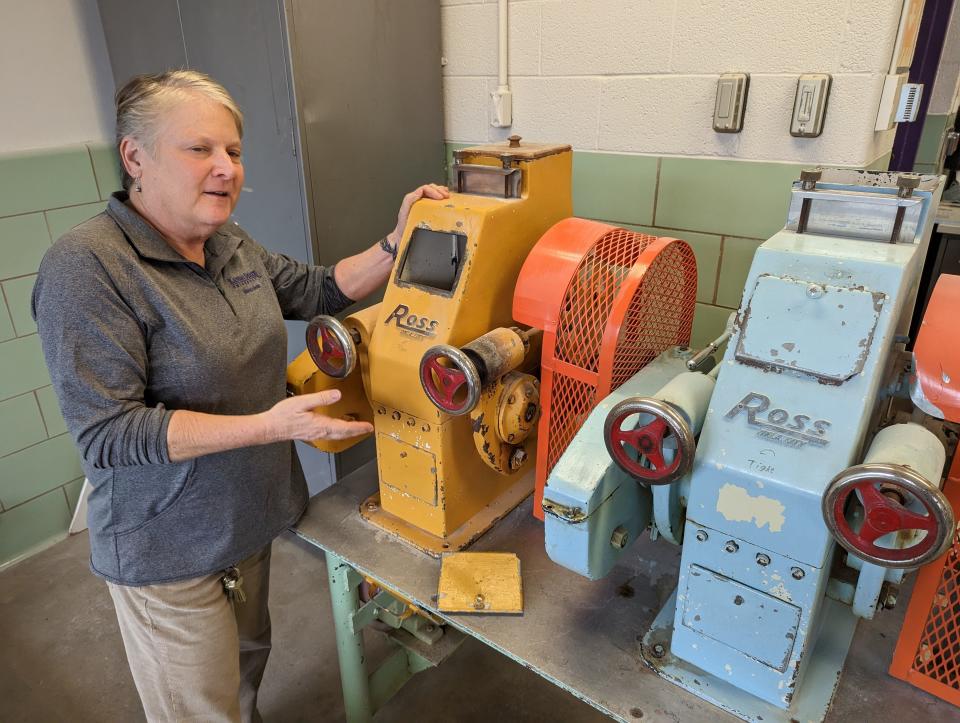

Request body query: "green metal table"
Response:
[293, 462, 955, 722]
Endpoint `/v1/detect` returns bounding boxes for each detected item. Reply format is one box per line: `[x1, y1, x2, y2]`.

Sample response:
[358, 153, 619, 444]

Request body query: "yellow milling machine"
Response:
[287, 138, 572, 554]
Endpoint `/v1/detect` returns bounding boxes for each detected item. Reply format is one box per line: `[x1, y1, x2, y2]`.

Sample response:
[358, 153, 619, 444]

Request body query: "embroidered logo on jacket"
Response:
[228, 270, 263, 294]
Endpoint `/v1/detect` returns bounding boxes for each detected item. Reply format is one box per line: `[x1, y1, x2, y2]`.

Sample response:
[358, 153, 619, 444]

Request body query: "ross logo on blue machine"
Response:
[384, 303, 440, 339]
[724, 392, 831, 449]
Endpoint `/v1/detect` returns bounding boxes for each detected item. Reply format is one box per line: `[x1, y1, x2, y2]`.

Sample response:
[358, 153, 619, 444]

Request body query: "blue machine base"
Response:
[641, 590, 859, 722]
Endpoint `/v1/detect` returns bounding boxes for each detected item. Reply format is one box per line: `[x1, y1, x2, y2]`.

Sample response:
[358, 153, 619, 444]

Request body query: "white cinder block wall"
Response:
[441, 0, 905, 166]
[0, 0, 114, 153]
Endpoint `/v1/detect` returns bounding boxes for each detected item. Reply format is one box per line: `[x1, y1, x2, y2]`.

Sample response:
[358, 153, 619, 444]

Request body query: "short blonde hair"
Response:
[114, 69, 244, 190]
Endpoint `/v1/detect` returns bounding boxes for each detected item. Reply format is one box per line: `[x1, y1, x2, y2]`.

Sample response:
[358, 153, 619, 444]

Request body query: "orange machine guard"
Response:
[889, 451, 960, 706]
[890, 272, 960, 704]
[914, 273, 960, 422]
[514, 218, 697, 519]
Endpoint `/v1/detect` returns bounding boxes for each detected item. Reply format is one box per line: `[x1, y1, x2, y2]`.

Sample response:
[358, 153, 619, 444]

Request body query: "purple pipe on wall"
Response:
[890, 0, 956, 171]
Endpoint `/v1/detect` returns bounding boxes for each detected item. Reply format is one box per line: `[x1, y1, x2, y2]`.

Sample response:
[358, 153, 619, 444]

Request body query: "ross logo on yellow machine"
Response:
[724, 392, 831, 449]
[384, 303, 440, 339]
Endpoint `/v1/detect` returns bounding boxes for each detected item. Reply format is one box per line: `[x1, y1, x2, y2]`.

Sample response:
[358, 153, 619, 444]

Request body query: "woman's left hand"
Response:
[388, 183, 450, 248]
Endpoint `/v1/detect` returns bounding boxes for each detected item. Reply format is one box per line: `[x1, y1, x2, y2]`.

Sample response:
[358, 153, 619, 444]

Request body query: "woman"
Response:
[31, 70, 449, 722]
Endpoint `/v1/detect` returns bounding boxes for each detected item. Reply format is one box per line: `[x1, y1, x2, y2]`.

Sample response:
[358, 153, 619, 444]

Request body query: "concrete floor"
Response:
[0, 530, 609, 722]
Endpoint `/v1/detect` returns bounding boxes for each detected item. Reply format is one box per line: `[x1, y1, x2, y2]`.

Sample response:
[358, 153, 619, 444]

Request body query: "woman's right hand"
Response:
[261, 390, 374, 442]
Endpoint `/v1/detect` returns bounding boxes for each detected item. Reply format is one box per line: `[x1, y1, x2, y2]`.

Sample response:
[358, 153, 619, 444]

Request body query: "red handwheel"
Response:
[603, 397, 695, 485]
[822, 463, 954, 568]
[419, 345, 481, 416]
[306, 315, 357, 379]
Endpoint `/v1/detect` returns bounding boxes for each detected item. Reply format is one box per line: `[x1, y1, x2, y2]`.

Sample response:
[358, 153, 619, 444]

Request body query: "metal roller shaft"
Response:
[463, 327, 529, 386]
[655, 372, 716, 436]
[862, 423, 945, 484]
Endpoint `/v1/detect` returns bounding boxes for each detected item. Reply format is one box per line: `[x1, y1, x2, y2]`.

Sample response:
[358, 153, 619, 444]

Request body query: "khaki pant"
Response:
[108, 545, 272, 723]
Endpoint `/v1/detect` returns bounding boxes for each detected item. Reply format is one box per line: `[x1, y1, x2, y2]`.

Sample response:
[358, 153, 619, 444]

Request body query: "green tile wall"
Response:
[0, 213, 51, 279]
[2, 274, 38, 336]
[0, 147, 100, 218]
[35, 385, 68, 437]
[0, 335, 50, 399]
[89, 144, 123, 200]
[0, 488, 72, 566]
[0, 142, 121, 568]
[573, 152, 657, 226]
[0, 433, 85, 509]
[691, 303, 734, 350]
[716, 237, 765, 309]
[915, 114, 953, 171]
[0, 300, 13, 342]
[63, 477, 85, 513]
[46, 201, 108, 241]
[656, 158, 804, 240]
[0, 393, 47, 458]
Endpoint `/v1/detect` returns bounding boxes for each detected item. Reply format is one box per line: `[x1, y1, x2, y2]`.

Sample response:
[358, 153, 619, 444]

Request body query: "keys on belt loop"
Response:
[221, 565, 246, 604]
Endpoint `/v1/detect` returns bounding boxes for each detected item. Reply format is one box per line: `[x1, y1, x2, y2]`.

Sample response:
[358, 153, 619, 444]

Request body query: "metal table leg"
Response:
[326, 550, 373, 722]
[324, 550, 466, 722]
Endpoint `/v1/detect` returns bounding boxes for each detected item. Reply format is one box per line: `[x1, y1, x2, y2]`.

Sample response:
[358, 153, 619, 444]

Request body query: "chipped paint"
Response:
[769, 582, 792, 602]
[541, 498, 587, 523]
[715, 483, 786, 532]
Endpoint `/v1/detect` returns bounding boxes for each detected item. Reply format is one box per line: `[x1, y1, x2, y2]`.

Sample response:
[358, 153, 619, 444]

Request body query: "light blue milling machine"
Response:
[541, 170, 956, 722]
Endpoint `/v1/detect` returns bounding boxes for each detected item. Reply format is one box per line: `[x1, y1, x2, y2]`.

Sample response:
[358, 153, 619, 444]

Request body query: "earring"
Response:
[134, 177, 142, 193]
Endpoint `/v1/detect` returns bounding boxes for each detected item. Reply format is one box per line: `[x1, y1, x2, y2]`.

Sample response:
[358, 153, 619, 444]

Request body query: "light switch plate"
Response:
[713, 73, 749, 133]
[790, 74, 831, 138]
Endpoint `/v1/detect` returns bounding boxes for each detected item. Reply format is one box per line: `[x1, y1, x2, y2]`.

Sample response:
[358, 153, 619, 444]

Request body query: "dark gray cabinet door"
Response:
[285, 0, 445, 272]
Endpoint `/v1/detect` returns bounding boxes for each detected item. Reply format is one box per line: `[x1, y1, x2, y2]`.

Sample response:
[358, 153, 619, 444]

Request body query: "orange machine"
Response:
[512, 219, 698, 519]
[890, 273, 960, 705]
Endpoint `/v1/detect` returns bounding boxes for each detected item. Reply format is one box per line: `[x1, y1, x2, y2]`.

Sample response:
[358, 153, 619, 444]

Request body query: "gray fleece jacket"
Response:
[32, 192, 352, 586]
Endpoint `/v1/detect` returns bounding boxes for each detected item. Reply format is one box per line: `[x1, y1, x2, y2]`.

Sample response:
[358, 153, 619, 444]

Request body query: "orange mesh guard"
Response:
[513, 218, 697, 519]
[889, 452, 960, 707]
[914, 274, 960, 423]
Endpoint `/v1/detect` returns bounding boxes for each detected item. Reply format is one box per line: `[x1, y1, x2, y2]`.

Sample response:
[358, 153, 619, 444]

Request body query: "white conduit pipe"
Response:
[498, 0, 508, 88]
[491, 0, 513, 127]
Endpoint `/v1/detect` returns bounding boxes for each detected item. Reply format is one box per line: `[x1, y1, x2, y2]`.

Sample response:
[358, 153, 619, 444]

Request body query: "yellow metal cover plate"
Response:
[437, 552, 523, 614]
[455, 141, 571, 161]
